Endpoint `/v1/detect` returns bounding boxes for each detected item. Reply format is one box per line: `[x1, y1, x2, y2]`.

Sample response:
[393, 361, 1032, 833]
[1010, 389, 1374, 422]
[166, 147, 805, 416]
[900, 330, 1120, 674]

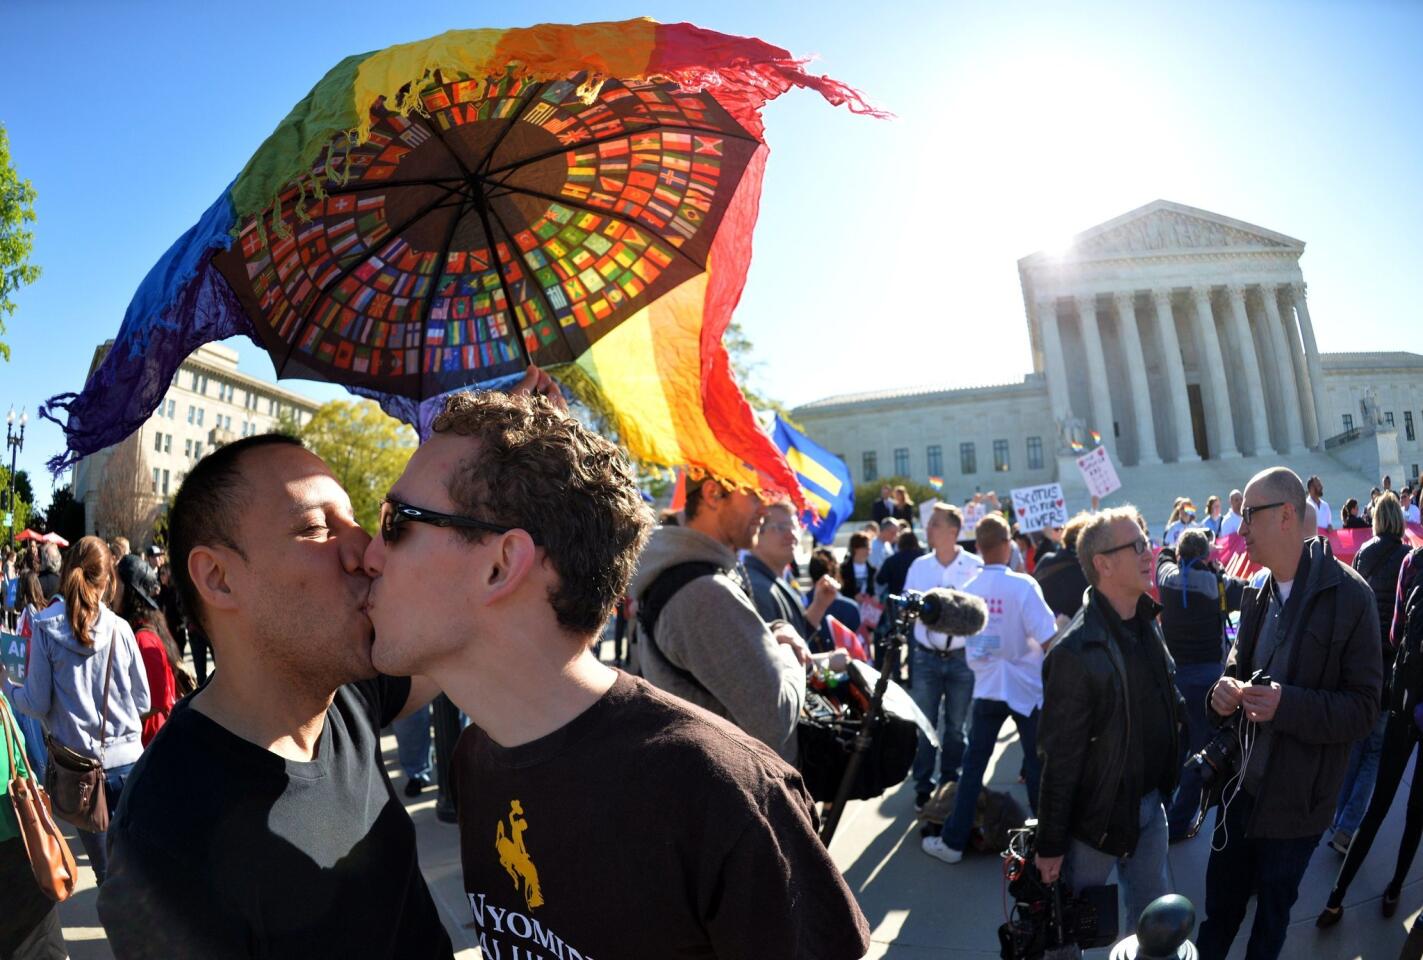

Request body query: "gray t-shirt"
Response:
[1243, 581, 1293, 794]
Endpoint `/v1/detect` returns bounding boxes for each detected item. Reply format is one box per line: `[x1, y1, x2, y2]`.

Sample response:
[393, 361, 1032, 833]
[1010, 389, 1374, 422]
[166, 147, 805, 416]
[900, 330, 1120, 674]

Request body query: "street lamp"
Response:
[6, 406, 26, 545]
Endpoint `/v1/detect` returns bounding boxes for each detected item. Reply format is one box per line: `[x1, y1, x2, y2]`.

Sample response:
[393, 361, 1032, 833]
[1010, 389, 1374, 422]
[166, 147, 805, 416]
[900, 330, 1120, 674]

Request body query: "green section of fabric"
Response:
[1, 692, 29, 844]
[229, 51, 375, 224]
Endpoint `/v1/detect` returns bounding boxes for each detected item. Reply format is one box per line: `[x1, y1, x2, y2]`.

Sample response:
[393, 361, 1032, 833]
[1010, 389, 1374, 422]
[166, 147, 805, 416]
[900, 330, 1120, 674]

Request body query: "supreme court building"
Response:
[794, 200, 1423, 515]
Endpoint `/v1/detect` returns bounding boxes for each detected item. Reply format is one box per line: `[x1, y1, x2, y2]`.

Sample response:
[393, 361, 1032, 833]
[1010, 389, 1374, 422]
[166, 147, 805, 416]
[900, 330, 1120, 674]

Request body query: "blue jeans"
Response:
[908, 646, 975, 795]
[391, 703, 433, 781]
[1065, 793, 1171, 932]
[1333, 710, 1388, 834]
[1167, 660, 1223, 837]
[76, 761, 135, 885]
[940, 699, 1039, 851]
[1197, 791, 1320, 960]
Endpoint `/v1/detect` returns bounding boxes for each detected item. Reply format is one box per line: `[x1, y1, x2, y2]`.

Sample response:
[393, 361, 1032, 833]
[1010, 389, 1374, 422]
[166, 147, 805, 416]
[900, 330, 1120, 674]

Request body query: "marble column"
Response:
[1112, 291, 1160, 465]
[1258, 285, 1306, 453]
[1290, 282, 1330, 446]
[1224, 284, 1271, 455]
[1036, 297, 1073, 425]
[1149, 288, 1200, 462]
[1191, 285, 1240, 459]
[1075, 294, 1117, 455]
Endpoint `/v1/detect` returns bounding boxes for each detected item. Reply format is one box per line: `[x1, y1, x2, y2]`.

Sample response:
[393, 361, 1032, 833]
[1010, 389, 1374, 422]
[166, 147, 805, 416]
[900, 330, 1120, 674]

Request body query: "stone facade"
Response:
[792, 201, 1423, 507]
[72, 342, 321, 537]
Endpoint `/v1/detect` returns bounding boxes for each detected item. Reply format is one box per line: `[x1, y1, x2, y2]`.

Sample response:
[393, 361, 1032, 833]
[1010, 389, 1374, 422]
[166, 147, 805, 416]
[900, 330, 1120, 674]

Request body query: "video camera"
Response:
[998, 820, 1118, 960]
[1180, 669, 1272, 838]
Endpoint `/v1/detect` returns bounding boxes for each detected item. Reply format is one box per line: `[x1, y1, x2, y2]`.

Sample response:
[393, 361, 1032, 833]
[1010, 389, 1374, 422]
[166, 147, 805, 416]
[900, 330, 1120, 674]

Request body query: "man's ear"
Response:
[189, 545, 241, 617]
[483, 531, 541, 603]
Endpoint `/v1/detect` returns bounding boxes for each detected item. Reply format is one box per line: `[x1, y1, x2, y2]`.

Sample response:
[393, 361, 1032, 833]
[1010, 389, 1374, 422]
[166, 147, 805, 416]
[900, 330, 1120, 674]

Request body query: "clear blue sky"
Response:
[3, 1, 1421, 501]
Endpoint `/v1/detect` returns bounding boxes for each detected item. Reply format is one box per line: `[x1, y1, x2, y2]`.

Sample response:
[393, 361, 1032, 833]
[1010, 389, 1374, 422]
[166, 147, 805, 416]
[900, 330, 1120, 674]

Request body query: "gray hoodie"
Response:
[4, 602, 150, 769]
[631, 525, 805, 762]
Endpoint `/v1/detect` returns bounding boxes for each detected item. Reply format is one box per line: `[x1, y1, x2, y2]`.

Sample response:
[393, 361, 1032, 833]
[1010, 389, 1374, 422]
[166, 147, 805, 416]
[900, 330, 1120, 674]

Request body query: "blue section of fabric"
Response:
[770, 413, 855, 545]
[350, 373, 527, 442]
[40, 189, 259, 472]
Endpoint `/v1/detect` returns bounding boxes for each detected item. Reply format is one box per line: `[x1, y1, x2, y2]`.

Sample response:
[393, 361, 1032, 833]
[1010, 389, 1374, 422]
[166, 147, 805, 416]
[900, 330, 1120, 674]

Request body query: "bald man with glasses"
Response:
[1196, 467, 1380, 960]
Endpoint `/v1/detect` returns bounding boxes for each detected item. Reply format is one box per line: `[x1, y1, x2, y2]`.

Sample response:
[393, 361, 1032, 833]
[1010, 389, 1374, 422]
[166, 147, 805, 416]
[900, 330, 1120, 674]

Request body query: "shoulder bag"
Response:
[2, 693, 78, 900]
[44, 638, 114, 833]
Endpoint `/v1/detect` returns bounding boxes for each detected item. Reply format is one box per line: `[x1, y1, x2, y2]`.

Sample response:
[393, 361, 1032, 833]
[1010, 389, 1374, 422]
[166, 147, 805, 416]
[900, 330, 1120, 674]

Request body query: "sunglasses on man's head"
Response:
[379, 498, 541, 546]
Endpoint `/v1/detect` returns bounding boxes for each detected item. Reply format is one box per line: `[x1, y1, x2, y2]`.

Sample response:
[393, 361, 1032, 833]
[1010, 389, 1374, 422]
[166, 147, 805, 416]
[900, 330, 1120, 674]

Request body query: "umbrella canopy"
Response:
[40, 532, 70, 548]
[42, 19, 883, 502]
[14, 529, 45, 543]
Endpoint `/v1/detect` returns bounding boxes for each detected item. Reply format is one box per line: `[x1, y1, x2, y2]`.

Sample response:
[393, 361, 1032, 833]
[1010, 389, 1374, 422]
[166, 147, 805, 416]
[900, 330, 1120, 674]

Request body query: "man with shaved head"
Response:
[1196, 467, 1381, 960]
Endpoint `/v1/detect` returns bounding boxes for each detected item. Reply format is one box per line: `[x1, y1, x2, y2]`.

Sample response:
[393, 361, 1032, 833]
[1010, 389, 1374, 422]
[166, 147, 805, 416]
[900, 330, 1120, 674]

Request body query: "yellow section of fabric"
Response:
[784, 446, 844, 498]
[574, 271, 760, 491]
[351, 19, 660, 142]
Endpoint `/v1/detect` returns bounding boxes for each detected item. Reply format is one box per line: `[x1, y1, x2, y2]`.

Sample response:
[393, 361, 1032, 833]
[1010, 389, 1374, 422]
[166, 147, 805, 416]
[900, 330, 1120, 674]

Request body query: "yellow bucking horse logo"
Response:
[495, 800, 544, 910]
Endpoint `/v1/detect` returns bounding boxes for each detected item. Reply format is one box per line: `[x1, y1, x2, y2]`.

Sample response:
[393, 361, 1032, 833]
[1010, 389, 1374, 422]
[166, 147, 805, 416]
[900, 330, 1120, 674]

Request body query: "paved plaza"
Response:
[49, 660, 1422, 959]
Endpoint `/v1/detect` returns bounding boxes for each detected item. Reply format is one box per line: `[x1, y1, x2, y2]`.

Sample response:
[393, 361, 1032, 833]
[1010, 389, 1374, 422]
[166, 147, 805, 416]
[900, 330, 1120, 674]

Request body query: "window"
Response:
[196, 408, 205, 426]
[862, 452, 878, 483]
[200, 375, 209, 394]
[162, 470, 170, 496]
[1414, 464, 1420, 480]
[225, 415, 233, 430]
[172, 370, 180, 387]
[993, 439, 1011, 473]
[1027, 436, 1044, 471]
[152, 467, 160, 493]
[1343, 414, 1355, 432]
[893, 448, 909, 477]
[190, 371, 199, 391]
[960, 442, 977, 475]
[194, 442, 204, 459]
[187, 405, 195, 424]
[185, 438, 192, 457]
[1407, 411, 1416, 442]
[166, 399, 175, 418]
[268, 398, 277, 415]
[164, 434, 172, 454]
[926, 445, 943, 478]
[154, 432, 164, 453]
[1386, 411, 1396, 428]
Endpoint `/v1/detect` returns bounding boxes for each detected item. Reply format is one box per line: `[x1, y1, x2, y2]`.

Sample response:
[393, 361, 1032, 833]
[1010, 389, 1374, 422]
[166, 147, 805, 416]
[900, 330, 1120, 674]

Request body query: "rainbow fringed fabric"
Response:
[42, 18, 883, 505]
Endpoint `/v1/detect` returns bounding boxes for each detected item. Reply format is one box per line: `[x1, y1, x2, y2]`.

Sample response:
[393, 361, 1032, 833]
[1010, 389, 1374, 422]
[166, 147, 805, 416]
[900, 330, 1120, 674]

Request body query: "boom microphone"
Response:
[898, 588, 988, 636]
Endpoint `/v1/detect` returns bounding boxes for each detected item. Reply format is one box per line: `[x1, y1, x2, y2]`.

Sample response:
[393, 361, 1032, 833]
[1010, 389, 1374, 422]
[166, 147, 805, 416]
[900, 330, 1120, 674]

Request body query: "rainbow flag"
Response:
[1089, 430, 1103, 446]
[928, 475, 944, 491]
[1070, 440, 1085, 453]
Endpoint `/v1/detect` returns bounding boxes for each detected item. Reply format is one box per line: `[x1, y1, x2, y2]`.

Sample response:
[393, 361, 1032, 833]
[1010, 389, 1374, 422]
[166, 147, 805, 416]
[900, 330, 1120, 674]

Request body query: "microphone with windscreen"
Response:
[893, 588, 988, 636]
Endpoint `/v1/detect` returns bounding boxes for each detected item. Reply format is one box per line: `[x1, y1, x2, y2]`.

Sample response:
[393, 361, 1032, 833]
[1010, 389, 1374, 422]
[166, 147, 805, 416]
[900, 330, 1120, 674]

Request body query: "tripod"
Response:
[819, 597, 920, 846]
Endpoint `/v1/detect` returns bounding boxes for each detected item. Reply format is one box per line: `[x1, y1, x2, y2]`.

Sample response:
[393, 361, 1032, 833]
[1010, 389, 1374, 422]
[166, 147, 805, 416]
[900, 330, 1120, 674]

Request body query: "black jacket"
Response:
[1033, 548, 1089, 618]
[1219, 537, 1381, 839]
[876, 547, 923, 598]
[1155, 547, 1247, 666]
[871, 499, 893, 524]
[839, 558, 876, 599]
[1353, 534, 1410, 668]
[1037, 589, 1185, 859]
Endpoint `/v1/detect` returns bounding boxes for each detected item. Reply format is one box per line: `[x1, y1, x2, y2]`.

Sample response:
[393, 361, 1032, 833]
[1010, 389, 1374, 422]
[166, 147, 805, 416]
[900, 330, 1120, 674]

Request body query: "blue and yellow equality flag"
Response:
[769, 414, 854, 545]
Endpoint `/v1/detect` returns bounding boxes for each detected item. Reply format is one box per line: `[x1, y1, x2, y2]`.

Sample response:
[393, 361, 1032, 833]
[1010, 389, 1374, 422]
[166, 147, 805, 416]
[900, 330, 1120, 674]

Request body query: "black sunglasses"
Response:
[1101, 536, 1149, 557]
[1240, 501, 1286, 525]
[379, 498, 541, 546]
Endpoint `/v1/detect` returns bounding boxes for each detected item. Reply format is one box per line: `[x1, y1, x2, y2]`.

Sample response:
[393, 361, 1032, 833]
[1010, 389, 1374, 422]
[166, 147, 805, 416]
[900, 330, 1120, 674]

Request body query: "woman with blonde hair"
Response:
[0, 536, 150, 885]
[892, 484, 917, 531]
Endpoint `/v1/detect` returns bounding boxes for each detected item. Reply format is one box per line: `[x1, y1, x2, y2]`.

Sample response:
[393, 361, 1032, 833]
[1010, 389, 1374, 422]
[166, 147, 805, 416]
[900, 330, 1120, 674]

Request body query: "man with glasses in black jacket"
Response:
[1035, 506, 1185, 930]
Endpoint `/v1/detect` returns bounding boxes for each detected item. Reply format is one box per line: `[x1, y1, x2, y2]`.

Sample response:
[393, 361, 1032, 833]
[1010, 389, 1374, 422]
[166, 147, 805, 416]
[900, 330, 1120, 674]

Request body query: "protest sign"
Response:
[1075, 445, 1122, 499]
[1, 632, 27, 683]
[1009, 483, 1068, 533]
[958, 501, 985, 542]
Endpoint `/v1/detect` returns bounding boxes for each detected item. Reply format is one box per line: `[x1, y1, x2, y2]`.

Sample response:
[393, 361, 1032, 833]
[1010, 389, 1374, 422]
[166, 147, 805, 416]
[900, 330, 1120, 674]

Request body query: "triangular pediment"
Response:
[1028, 201, 1304, 261]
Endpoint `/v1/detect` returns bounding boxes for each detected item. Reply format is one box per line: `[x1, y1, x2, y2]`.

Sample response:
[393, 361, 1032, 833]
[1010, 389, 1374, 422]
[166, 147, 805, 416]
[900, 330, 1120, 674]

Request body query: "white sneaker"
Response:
[921, 835, 963, 864]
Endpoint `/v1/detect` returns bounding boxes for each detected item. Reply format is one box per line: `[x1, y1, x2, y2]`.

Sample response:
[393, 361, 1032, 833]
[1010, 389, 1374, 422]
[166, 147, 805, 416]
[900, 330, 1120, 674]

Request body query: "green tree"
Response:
[45, 483, 86, 545]
[0, 124, 41, 361]
[297, 399, 417, 532]
[0, 465, 33, 540]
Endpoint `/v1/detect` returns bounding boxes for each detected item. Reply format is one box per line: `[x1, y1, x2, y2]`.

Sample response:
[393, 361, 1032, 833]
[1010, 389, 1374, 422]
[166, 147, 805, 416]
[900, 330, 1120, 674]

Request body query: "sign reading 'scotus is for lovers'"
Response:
[1009, 483, 1068, 533]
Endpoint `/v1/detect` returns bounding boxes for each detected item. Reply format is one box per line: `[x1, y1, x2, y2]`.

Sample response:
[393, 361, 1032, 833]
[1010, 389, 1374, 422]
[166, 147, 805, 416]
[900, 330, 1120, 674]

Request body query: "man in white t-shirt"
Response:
[1402, 488, 1421, 526]
[923, 513, 1060, 863]
[1307, 475, 1333, 532]
[1219, 489, 1245, 538]
[903, 503, 985, 811]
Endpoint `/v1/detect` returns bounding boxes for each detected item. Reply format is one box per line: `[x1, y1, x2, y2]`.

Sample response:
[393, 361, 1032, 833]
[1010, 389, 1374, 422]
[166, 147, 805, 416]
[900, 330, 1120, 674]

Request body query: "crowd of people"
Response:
[6, 363, 1423, 960]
